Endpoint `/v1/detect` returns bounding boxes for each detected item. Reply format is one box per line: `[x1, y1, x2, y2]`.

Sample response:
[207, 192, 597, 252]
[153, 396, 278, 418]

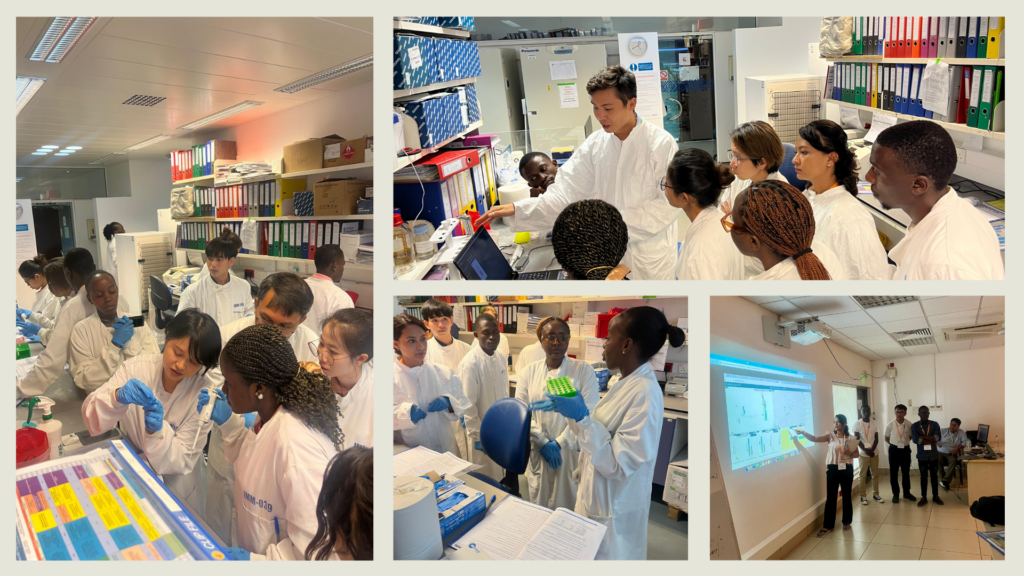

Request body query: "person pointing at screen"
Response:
[795, 414, 859, 537]
[475, 66, 680, 280]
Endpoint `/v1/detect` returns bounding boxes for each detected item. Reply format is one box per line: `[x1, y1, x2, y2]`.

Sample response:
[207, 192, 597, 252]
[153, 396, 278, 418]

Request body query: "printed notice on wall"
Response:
[558, 83, 579, 108]
[617, 32, 664, 129]
[15, 201, 36, 264]
[549, 60, 577, 81]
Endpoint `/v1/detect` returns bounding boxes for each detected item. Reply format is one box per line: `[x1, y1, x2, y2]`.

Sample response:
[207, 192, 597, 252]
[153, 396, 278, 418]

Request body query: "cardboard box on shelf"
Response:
[338, 232, 373, 263]
[324, 136, 368, 168]
[314, 179, 372, 216]
[283, 135, 345, 173]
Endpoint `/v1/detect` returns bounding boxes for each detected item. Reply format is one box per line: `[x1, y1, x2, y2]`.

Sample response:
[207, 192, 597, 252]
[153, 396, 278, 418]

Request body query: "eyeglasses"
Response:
[727, 150, 755, 163]
[542, 334, 571, 343]
[658, 177, 675, 192]
[720, 207, 750, 235]
[309, 340, 352, 366]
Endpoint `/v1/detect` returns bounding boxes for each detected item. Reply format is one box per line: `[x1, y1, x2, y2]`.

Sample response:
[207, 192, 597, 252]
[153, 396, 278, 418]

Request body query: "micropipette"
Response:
[192, 387, 217, 453]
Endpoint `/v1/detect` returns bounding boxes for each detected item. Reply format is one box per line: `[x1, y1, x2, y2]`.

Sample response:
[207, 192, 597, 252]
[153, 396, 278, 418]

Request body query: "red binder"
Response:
[260, 222, 269, 255]
[884, 17, 893, 57]
[956, 68, 971, 124]
[413, 149, 481, 181]
[308, 222, 318, 261]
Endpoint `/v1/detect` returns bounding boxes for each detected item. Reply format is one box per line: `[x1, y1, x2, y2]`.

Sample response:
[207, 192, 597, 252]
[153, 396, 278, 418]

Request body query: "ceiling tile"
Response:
[854, 335, 897, 346]
[903, 343, 940, 356]
[977, 307, 1005, 324]
[829, 329, 851, 341]
[817, 310, 875, 329]
[836, 324, 886, 338]
[760, 301, 806, 318]
[880, 318, 930, 334]
[936, 340, 972, 353]
[981, 296, 1005, 308]
[927, 311, 980, 328]
[971, 335, 1005, 349]
[919, 296, 944, 299]
[865, 302, 925, 322]
[743, 296, 785, 304]
[870, 347, 909, 358]
[786, 296, 862, 316]
[921, 296, 982, 315]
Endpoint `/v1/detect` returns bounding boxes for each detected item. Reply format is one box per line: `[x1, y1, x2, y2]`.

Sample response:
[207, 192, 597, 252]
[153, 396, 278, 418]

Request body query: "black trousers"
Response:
[919, 458, 940, 497]
[824, 464, 854, 530]
[888, 445, 913, 497]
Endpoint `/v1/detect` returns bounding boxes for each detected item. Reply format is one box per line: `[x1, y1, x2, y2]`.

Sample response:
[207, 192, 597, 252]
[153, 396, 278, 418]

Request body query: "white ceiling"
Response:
[743, 296, 1005, 360]
[16, 17, 372, 169]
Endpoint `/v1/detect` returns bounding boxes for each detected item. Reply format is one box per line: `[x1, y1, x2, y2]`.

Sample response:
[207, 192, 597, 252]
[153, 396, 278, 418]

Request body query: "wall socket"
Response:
[955, 147, 968, 163]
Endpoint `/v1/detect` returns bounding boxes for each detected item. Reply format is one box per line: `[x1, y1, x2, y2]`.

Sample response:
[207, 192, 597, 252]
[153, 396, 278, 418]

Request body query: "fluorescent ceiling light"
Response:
[32, 152, 47, 156]
[35, 149, 51, 153]
[16, 76, 46, 116]
[177, 100, 264, 131]
[42, 145, 60, 149]
[273, 54, 373, 94]
[61, 149, 76, 153]
[54, 153, 69, 156]
[30, 17, 97, 63]
[124, 134, 173, 152]
[65, 146, 82, 150]
[89, 153, 125, 165]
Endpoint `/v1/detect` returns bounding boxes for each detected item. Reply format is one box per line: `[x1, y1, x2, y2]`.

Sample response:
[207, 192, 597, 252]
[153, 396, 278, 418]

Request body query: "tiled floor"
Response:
[784, 486, 1001, 560]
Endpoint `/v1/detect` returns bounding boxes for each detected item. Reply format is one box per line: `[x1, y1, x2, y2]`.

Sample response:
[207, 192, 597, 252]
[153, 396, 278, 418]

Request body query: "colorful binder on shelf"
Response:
[927, 17, 939, 58]
[956, 16, 969, 58]
[884, 17, 893, 57]
[911, 17, 922, 58]
[853, 16, 863, 55]
[938, 17, 948, 56]
[945, 17, 959, 58]
[956, 67, 971, 124]
[977, 18, 989, 57]
[909, 65, 925, 117]
[987, 17, 1004, 58]
[977, 66, 996, 130]
[967, 66, 983, 127]
[966, 17, 980, 58]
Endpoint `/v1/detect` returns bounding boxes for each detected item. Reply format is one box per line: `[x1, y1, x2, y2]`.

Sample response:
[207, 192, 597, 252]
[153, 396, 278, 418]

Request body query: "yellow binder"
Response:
[986, 17, 1004, 59]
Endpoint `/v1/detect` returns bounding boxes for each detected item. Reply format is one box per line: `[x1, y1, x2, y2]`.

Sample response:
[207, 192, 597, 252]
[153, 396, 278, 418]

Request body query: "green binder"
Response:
[967, 66, 983, 128]
[853, 17, 863, 55]
[977, 66, 996, 130]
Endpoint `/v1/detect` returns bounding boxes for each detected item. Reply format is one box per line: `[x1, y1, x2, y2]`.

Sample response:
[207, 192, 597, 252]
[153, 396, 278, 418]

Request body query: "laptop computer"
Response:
[452, 226, 565, 280]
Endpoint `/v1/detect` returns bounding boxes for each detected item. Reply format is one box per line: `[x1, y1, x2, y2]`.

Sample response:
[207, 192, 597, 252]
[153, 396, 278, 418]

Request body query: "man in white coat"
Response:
[867, 120, 1004, 280]
[476, 66, 681, 280]
[421, 299, 472, 458]
[302, 245, 354, 333]
[176, 235, 254, 326]
[201, 272, 319, 547]
[458, 313, 509, 481]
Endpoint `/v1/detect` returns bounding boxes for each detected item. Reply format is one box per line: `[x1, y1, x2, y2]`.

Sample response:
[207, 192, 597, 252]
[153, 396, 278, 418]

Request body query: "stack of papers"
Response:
[356, 244, 374, 264]
[216, 161, 276, 184]
[393, 446, 473, 478]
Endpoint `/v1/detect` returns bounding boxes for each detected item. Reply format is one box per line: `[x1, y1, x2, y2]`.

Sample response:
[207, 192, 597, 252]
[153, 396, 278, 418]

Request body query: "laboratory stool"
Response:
[467, 398, 531, 494]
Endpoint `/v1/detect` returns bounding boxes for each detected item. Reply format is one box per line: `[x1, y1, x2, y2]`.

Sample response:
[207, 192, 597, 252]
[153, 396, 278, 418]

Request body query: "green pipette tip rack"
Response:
[546, 376, 577, 397]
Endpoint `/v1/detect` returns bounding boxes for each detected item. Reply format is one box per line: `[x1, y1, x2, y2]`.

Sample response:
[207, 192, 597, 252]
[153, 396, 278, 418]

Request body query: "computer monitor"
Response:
[977, 423, 990, 445]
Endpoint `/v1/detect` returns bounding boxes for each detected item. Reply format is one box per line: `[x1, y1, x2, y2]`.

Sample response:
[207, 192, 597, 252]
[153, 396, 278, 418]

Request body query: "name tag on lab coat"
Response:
[896, 442, 905, 448]
[924, 445, 932, 451]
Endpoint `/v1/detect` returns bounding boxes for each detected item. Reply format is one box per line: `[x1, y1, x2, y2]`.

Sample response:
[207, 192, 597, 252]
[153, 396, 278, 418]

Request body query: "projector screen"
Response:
[711, 354, 816, 471]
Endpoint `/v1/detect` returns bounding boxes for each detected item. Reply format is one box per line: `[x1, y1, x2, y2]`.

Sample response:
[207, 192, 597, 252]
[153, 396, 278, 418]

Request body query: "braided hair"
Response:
[737, 180, 831, 280]
[222, 324, 343, 448]
[798, 120, 859, 195]
[551, 199, 629, 280]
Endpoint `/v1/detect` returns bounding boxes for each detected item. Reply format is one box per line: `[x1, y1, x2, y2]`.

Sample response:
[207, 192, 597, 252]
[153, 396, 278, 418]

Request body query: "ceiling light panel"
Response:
[30, 17, 97, 63]
[16, 77, 46, 116]
[273, 54, 373, 94]
[852, 296, 921, 309]
[124, 134, 173, 151]
[177, 101, 263, 131]
[89, 153, 125, 164]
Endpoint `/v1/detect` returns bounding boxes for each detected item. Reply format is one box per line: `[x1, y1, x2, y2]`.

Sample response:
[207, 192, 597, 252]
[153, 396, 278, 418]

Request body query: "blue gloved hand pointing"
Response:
[428, 396, 452, 412]
[539, 440, 562, 470]
[224, 546, 251, 561]
[117, 379, 158, 407]
[410, 404, 427, 424]
[111, 316, 135, 348]
[197, 388, 233, 426]
[535, 392, 589, 422]
[16, 319, 41, 338]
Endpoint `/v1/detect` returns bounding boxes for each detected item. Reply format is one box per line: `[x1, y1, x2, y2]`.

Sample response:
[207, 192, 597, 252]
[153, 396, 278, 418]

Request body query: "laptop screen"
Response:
[453, 227, 514, 280]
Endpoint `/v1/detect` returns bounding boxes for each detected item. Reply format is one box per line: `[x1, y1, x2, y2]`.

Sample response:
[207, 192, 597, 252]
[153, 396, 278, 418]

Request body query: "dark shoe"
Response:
[933, 497, 944, 506]
[905, 494, 917, 502]
[873, 495, 885, 503]
[892, 495, 900, 504]
[861, 496, 868, 505]
[918, 497, 928, 507]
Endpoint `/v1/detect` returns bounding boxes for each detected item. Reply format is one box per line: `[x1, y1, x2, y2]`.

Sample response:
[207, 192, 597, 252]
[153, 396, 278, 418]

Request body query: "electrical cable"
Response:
[822, 339, 886, 380]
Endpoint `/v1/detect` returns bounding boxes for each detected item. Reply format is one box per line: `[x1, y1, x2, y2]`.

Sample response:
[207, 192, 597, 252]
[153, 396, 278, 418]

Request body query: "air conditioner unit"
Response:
[745, 74, 823, 143]
[942, 322, 1004, 342]
[781, 317, 832, 345]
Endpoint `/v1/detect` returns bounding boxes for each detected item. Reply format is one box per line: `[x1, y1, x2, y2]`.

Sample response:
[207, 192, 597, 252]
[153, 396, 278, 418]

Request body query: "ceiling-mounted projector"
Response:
[779, 317, 832, 345]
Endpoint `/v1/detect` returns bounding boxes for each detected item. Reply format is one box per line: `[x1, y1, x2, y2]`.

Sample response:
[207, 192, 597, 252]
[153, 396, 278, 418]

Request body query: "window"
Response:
[832, 383, 860, 469]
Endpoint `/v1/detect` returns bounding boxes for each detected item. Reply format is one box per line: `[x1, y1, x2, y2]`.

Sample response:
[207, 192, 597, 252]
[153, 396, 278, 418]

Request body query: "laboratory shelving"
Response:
[399, 296, 658, 307]
[394, 77, 479, 100]
[825, 56, 1004, 66]
[175, 248, 371, 271]
[177, 214, 371, 223]
[823, 99, 1005, 140]
[172, 162, 372, 187]
[393, 20, 470, 38]
[393, 121, 483, 172]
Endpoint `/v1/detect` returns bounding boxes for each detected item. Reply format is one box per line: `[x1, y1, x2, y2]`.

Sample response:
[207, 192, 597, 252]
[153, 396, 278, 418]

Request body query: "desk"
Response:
[967, 456, 1005, 505]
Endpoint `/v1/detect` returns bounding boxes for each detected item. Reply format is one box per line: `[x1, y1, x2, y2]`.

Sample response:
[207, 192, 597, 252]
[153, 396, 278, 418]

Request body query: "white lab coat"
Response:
[515, 357, 600, 510]
[82, 353, 214, 509]
[107, 240, 118, 283]
[220, 406, 337, 558]
[203, 316, 319, 547]
[749, 240, 850, 280]
[176, 274, 254, 326]
[69, 313, 160, 392]
[337, 362, 373, 449]
[302, 275, 354, 333]
[17, 286, 126, 398]
[514, 342, 546, 376]
[393, 360, 472, 453]
[675, 206, 746, 280]
[508, 116, 681, 280]
[26, 287, 62, 330]
[458, 346, 510, 480]
[719, 170, 791, 213]
[888, 189, 1004, 280]
[424, 336, 471, 371]
[470, 332, 510, 361]
[567, 363, 664, 560]
[804, 186, 891, 280]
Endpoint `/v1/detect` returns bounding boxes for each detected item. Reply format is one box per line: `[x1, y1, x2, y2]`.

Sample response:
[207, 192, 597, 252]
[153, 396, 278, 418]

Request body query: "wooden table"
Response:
[966, 456, 1005, 504]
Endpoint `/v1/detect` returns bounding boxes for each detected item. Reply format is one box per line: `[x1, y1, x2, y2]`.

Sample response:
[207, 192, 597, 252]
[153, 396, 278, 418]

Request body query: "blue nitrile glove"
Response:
[410, 404, 427, 424]
[242, 412, 257, 428]
[460, 416, 466, 429]
[16, 308, 32, 321]
[539, 441, 562, 470]
[428, 396, 452, 412]
[117, 378, 158, 408]
[111, 316, 135, 348]
[197, 388, 233, 426]
[543, 392, 589, 422]
[143, 401, 164, 432]
[474, 440, 484, 452]
[224, 547, 251, 561]
[16, 319, 41, 338]
[528, 398, 556, 412]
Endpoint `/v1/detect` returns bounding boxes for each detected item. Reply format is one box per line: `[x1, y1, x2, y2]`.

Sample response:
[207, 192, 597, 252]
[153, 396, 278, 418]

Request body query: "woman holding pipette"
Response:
[82, 308, 221, 507]
[515, 317, 599, 510]
[530, 307, 685, 559]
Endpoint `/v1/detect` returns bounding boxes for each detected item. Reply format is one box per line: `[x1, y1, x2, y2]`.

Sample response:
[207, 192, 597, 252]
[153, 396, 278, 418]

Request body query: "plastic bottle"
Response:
[393, 209, 414, 274]
[35, 397, 63, 459]
[412, 222, 436, 261]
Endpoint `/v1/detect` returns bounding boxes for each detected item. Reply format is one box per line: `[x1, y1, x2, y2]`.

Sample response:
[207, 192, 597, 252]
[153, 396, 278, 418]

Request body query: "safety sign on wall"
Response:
[617, 32, 664, 129]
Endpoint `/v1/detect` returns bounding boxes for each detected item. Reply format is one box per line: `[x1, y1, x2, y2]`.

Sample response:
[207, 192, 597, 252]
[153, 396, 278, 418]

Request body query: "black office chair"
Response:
[149, 276, 178, 330]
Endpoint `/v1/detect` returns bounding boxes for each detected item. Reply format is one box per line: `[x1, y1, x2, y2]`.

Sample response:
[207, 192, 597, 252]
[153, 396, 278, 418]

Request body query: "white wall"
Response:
[870, 347, 1005, 465]
[711, 296, 872, 558]
[104, 160, 132, 198]
[72, 199, 97, 258]
[95, 159, 172, 274]
[733, 17, 822, 125]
